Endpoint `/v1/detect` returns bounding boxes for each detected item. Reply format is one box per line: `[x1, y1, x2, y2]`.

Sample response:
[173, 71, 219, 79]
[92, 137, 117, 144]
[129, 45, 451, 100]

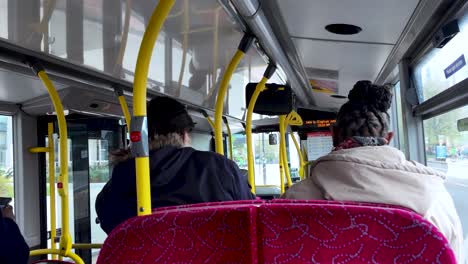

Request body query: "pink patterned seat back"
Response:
[97, 204, 257, 264]
[258, 202, 455, 263]
[97, 201, 456, 264]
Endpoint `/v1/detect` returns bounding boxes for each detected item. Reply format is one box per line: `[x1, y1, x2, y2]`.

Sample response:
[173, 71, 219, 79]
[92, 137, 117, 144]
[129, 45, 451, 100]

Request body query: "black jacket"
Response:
[96, 147, 255, 234]
[0, 210, 29, 264]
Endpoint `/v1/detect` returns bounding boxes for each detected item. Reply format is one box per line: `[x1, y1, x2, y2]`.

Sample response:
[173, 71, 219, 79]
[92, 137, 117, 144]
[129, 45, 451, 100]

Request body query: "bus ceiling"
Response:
[0, 0, 464, 114]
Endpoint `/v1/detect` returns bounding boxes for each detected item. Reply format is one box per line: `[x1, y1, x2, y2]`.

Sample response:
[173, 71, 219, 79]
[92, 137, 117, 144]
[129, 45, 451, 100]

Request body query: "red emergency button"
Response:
[57, 182, 63, 189]
[130, 131, 141, 142]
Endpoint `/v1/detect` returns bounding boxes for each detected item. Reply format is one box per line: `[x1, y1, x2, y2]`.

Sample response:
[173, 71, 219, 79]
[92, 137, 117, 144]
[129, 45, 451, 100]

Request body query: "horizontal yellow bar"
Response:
[72, 243, 103, 249]
[29, 147, 51, 153]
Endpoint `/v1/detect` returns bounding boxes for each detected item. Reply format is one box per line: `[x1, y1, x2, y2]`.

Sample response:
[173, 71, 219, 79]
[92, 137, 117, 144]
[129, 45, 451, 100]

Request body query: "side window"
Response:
[394, 82, 407, 153]
[423, 106, 468, 257]
[0, 116, 14, 207]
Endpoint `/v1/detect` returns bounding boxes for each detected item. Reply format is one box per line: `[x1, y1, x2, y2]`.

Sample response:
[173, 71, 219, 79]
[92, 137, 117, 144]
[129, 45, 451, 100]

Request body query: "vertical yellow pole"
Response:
[214, 34, 254, 155]
[36, 70, 74, 258]
[132, 0, 175, 216]
[279, 146, 285, 194]
[117, 95, 131, 131]
[290, 133, 305, 180]
[48, 123, 57, 259]
[246, 77, 267, 194]
[279, 115, 292, 187]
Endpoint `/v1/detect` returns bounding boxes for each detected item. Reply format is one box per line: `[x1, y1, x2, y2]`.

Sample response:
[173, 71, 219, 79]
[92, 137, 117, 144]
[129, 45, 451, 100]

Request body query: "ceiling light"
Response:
[325, 24, 362, 35]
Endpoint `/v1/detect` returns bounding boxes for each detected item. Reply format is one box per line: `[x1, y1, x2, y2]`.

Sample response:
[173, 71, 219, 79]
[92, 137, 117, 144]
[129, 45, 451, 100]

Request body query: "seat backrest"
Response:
[98, 204, 257, 264]
[98, 201, 456, 264]
[258, 202, 456, 263]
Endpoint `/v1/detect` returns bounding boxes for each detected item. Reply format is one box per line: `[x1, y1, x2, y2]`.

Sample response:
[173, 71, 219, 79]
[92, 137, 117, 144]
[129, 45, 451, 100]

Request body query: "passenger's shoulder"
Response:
[191, 149, 236, 166]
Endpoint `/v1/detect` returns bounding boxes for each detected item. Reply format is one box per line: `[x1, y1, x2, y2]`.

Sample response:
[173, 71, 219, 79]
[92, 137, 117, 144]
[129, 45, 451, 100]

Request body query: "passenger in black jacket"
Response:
[0, 205, 29, 264]
[96, 96, 255, 234]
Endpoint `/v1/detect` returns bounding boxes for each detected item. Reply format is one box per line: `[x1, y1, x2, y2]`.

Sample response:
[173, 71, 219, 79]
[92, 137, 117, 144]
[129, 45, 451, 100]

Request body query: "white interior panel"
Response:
[0, 69, 67, 103]
[278, 0, 420, 44]
[293, 38, 393, 94]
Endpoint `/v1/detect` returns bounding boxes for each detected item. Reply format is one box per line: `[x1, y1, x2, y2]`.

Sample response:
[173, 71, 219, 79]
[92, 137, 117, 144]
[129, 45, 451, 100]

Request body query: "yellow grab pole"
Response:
[48, 123, 57, 258]
[72, 243, 103, 249]
[245, 64, 276, 193]
[118, 96, 131, 130]
[26, 59, 77, 260]
[279, 145, 285, 194]
[30, 249, 84, 264]
[290, 132, 306, 180]
[201, 110, 215, 130]
[215, 34, 254, 155]
[28, 123, 57, 259]
[29, 147, 50, 153]
[223, 116, 233, 160]
[284, 111, 304, 180]
[114, 87, 131, 130]
[132, 0, 175, 216]
[37, 70, 72, 257]
[279, 115, 292, 187]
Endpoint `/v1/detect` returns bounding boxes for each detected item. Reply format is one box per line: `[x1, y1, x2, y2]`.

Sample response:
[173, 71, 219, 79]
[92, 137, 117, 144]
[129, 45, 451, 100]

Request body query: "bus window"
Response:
[423, 105, 468, 255]
[0, 116, 13, 208]
[413, 11, 468, 102]
[232, 133, 247, 170]
[0, 0, 7, 39]
[394, 82, 407, 153]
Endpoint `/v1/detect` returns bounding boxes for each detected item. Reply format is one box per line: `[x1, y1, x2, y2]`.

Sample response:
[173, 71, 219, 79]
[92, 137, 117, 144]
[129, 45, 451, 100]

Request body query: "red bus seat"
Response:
[97, 201, 456, 263]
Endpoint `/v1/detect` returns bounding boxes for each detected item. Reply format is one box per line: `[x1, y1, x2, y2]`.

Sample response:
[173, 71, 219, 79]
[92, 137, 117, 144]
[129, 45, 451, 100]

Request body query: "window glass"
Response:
[0, 116, 13, 207]
[191, 132, 211, 151]
[0, 0, 7, 39]
[83, 0, 104, 71]
[232, 133, 247, 170]
[423, 105, 468, 255]
[394, 82, 407, 153]
[413, 11, 468, 102]
[253, 133, 281, 186]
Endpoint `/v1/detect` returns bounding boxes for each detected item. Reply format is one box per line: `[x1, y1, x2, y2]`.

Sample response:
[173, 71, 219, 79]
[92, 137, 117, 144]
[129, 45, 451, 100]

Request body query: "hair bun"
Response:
[348, 80, 393, 112]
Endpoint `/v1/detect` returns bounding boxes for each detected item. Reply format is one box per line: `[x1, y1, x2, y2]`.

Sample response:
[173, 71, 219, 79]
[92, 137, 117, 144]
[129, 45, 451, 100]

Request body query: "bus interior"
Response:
[0, 0, 467, 263]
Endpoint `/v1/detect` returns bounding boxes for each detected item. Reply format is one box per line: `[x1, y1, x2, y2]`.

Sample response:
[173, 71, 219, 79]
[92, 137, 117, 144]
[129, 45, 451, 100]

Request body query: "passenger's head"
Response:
[332, 80, 393, 146]
[147, 96, 195, 149]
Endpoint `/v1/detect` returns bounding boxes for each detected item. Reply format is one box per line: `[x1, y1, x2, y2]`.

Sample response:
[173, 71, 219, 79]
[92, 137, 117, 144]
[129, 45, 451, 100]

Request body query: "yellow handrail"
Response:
[279, 111, 304, 186]
[201, 110, 215, 130]
[132, 0, 175, 216]
[37, 70, 73, 257]
[214, 34, 254, 155]
[279, 146, 285, 194]
[72, 243, 103, 249]
[279, 115, 292, 187]
[115, 87, 131, 130]
[48, 123, 57, 259]
[246, 77, 267, 194]
[28, 123, 57, 259]
[245, 64, 276, 193]
[290, 132, 306, 180]
[30, 249, 84, 264]
[27, 61, 82, 263]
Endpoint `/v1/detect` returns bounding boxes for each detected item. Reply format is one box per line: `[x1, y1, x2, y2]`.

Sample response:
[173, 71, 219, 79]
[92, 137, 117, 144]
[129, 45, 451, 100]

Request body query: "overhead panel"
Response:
[278, 0, 420, 44]
[275, 0, 420, 110]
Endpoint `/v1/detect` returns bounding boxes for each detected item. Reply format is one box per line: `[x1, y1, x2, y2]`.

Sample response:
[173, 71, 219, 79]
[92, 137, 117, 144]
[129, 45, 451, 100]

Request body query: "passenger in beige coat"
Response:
[283, 80, 464, 263]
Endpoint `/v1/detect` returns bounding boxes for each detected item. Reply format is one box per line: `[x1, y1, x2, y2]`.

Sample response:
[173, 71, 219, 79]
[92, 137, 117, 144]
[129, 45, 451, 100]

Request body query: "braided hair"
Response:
[335, 80, 393, 144]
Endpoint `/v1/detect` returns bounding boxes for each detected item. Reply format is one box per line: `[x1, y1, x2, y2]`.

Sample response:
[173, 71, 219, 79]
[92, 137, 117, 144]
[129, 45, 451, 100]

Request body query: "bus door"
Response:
[39, 115, 123, 263]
